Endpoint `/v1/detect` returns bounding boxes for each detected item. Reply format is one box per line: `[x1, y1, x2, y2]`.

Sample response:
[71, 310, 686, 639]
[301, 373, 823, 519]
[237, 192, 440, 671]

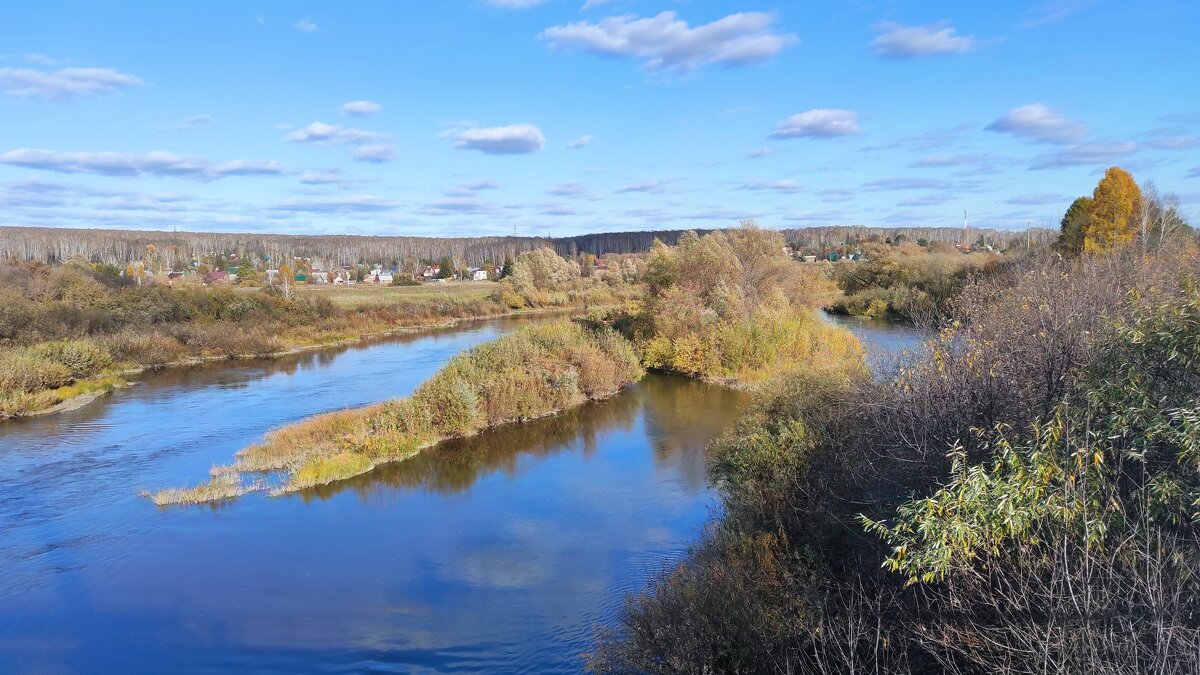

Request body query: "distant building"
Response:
[471, 269, 488, 281]
[206, 270, 229, 284]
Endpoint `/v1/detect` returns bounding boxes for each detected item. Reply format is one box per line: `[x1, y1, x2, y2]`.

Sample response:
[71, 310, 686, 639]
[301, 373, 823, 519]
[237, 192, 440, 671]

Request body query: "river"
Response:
[0, 314, 923, 674]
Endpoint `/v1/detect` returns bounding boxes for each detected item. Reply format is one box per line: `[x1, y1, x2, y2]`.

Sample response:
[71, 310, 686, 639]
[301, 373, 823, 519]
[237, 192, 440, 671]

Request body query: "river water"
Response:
[0, 314, 922, 674]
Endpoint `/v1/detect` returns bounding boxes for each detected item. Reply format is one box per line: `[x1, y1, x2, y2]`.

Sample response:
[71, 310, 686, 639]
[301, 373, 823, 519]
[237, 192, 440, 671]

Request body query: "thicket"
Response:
[494, 246, 641, 310]
[589, 232, 1200, 674]
[827, 242, 1005, 323]
[151, 320, 643, 504]
[612, 223, 862, 386]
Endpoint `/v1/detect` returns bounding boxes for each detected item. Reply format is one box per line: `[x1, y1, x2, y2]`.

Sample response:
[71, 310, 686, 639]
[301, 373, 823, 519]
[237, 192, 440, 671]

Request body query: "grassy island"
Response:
[150, 320, 642, 504]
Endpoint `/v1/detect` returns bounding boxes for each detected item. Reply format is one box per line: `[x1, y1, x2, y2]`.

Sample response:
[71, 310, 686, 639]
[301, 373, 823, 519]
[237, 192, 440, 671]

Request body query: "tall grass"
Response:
[151, 320, 643, 503]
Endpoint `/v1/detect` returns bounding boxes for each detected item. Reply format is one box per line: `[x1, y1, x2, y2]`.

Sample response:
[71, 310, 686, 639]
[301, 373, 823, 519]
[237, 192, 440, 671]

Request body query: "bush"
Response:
[0, 349, 73, 393]
[103, 331, 188, 367]
[28, 339, 113, 379]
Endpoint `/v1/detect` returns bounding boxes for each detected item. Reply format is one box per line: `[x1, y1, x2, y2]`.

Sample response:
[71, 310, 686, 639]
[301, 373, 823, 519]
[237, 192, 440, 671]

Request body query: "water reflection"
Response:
[308, 374, 747, 505]
[0, 303, 749, 675]
[1, 312, 920, 674]
[819, 312, 927, 375]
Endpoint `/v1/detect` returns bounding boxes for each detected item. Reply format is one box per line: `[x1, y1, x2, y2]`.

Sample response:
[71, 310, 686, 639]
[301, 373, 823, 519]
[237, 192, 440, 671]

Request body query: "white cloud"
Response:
[1006, 193, 1066, 205]
[174, 114, 214, 130]
[770, 109, 860, 139]
[1020, 0, 1099, 29]
[294, 19, 319, 33]
[871, 22, 975, 59]
[898, 193, 953, 207]
[285, 121, 389, 145]
[539, 11, 796, 72]
[298, 170, 347, 185]
[1144, 128, 1200, 150]
[24, 53, 62, 66]
[746, 147, 772, 158]
[451, 124, 545, 154]
[446, 180, 501, 196]
[781, 210, 846, 223]
[615, 179, 666, 193]
[581, 0, 615, 9]
[352, 145, 396, 163]
[1029, 142, 1137, 169]
[273, 196, 398, 213]
[862, 177, 954, 191]
[341, 100, 382, 117]
[0, 66, 143, 101]
[986, 104, 1088, 144]
[425, 197, 494, 214]
[740, 179, 802, 193]
[910, 153, 999, 168]
[547, 182, 587, 197]
[568, 134, 596, 149]
[0, 149, 286, 180]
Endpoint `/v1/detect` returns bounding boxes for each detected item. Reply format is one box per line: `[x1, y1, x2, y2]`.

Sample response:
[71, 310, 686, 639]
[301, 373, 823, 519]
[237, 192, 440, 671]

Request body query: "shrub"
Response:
[0, 349, 73, 393]
[29, 339, 113, 379]
[103, 330, 188, 367]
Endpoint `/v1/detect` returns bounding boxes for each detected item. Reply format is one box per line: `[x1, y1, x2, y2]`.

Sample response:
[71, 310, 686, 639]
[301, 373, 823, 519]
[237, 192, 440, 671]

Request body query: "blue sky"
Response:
[1, 0, 1198, 237]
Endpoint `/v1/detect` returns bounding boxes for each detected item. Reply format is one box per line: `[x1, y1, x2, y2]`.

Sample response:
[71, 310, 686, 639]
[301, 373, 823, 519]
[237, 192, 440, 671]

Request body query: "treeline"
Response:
[783, 225, 1056, 251]
[0, 226, 709, 270]
[0, 224, 1055, 271]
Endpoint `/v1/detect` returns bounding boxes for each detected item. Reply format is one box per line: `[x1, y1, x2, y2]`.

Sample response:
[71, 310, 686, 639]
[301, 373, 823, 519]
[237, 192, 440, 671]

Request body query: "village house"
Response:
[471, 268, 488, 281]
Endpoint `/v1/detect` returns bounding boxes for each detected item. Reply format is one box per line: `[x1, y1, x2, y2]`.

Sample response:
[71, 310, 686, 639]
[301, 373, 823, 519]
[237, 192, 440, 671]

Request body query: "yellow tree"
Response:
[1084, 166, 1142, 253]
[277, 262, 294, 298]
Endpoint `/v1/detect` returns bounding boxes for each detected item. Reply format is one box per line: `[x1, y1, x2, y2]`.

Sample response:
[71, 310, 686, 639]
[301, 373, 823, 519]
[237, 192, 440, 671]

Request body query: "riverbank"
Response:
[0, 302, 616, 422]
[150, 320, 643, 504]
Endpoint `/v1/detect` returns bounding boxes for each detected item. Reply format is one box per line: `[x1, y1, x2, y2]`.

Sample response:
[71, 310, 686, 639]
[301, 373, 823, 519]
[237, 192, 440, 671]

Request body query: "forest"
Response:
[0, 224, 1051, 271]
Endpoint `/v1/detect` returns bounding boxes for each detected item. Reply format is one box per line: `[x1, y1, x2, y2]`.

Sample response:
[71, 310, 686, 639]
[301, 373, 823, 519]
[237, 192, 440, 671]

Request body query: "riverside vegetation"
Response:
[150, 320, 643, 504]
[152, 222, 868, 504]
[612, 224, 864, 386]
[0, 247, 637, 418]
[826, 240, 1005, 323]
[588, 167, 1200, 675]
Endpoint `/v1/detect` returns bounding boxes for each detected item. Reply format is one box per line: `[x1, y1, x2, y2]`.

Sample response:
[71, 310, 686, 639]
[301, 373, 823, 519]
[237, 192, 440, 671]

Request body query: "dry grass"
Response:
[277, 281, 497, 309]
[150, 320, 644, 503]
[145, 468, 251, 505]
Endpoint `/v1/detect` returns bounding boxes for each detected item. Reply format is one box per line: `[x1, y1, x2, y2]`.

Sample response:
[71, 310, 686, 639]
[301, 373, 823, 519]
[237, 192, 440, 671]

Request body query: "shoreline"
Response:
[2, 304, 603, 422]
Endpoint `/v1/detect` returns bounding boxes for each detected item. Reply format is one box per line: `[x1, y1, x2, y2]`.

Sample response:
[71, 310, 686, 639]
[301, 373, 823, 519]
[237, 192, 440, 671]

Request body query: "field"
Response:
[240, 281, 498, 309]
